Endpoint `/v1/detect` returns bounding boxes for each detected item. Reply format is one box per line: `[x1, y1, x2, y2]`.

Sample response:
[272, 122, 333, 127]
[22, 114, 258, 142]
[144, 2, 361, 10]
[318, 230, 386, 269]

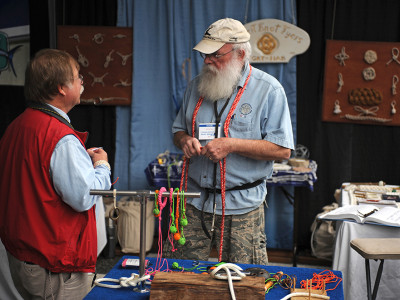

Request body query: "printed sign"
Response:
[244, 19, 310, 63]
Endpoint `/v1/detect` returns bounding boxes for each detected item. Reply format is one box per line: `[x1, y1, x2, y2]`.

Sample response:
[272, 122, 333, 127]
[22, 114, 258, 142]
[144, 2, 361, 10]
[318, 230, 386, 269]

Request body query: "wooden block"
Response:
[149, 272, 265, 300]
[290, 287, 328, 300]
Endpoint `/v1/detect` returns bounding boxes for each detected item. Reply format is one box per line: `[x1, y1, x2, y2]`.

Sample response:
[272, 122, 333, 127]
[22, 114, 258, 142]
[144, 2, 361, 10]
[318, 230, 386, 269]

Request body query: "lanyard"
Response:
[213, 98, 230, 139]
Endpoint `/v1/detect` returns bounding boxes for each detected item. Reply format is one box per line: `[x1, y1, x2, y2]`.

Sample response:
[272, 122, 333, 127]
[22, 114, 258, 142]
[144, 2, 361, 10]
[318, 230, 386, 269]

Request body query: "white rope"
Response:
[94, 272, 151, 289]
[280, 292, 330, 300]
[209, 263, 246, 300]
[342, 114, 392, 123]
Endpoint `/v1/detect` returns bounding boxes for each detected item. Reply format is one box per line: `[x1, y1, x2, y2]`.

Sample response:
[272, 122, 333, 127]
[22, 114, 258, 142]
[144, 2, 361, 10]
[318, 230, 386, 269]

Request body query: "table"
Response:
[333, 221, 400, 300]
[266, 160, 318, 191]
[332, 183, 400, 299]
[145, 154, 318, 191]
[85, 255, 343, 300]
[266, 160, 317, 266]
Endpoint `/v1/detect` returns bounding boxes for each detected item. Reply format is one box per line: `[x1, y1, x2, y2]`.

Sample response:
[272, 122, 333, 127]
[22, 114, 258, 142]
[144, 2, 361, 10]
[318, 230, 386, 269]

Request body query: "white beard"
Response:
[197, 56, 244, 102]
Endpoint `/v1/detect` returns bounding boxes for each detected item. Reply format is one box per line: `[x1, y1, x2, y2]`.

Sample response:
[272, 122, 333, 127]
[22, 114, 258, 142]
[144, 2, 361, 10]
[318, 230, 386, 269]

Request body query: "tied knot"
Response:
[354, 106, 379, 116]
[94, 273, 150, 289]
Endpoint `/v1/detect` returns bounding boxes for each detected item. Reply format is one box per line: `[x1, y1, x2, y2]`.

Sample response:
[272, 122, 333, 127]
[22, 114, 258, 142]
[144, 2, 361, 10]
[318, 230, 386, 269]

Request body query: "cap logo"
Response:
[203, 25, 218, 41]
[204, 25, 213, 37]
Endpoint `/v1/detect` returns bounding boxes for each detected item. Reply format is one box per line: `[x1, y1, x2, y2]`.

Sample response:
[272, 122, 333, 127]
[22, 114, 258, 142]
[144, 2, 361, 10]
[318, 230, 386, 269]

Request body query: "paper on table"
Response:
[365, 206, 400, 226]
[319, 204, 400, 227]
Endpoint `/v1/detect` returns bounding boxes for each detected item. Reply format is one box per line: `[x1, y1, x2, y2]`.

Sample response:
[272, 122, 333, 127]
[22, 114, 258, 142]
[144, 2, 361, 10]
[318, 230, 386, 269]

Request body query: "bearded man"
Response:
[167, 18, 294, 265]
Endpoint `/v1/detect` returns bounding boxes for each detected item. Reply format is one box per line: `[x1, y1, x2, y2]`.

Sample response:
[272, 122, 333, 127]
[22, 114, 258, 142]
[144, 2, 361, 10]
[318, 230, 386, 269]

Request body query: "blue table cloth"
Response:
[145, 153, 317, 191]
[266, 160, 317, 191]
[85, 255, 343, 300]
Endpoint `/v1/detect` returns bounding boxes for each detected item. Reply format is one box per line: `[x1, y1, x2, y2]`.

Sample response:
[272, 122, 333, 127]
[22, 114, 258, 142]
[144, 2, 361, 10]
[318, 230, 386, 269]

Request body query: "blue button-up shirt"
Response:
[173, 63, 294, 215]
[48, 104, 111, 215]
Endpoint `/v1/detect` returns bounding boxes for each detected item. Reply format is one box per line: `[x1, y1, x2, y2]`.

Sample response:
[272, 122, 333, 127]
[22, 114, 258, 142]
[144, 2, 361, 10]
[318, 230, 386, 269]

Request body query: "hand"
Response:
[87, 147, 108, 164]
[201, 138, 231, 162]
[176, 133, 202, 159]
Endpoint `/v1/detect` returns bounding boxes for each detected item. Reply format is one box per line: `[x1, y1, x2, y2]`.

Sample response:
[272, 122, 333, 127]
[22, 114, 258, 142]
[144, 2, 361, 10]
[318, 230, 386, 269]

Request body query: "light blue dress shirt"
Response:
[172, 63, 294, 215]
[48, 104, 111, 213]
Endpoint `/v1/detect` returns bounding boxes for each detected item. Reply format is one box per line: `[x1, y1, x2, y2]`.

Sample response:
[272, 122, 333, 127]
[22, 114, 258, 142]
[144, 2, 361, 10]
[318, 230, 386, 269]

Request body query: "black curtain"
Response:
[27, 0, 118, 176]
[296, 0, 400, 250]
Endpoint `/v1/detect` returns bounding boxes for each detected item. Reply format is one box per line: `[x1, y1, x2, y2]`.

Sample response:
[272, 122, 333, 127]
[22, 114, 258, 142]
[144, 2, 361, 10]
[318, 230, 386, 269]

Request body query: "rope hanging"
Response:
[180, 66, 252, 262]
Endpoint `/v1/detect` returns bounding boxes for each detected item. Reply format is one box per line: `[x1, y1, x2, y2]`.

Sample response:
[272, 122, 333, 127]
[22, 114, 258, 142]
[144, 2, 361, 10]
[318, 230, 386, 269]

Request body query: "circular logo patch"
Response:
[240, 103, 252, 115]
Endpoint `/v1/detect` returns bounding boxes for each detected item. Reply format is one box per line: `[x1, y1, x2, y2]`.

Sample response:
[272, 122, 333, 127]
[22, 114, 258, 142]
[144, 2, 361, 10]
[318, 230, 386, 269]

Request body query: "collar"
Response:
[236, 62, 250, 90]
[46, 103, 71, 123]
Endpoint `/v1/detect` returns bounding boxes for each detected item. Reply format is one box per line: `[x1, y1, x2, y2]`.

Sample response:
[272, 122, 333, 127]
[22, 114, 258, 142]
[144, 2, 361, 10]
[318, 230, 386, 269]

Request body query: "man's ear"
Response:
[58, 85, 66, 96]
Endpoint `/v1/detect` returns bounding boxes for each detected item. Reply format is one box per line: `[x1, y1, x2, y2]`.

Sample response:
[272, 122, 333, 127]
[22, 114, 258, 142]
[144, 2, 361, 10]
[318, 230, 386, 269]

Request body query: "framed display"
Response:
[322, 40, 400, 126]
[57, 26, 132, 106]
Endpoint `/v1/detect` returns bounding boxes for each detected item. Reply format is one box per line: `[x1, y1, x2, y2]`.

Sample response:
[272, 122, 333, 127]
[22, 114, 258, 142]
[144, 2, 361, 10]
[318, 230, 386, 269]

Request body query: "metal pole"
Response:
[90, 189, 201, 292]
[138, 194, 147, 292]
[90, 190, 201, 198]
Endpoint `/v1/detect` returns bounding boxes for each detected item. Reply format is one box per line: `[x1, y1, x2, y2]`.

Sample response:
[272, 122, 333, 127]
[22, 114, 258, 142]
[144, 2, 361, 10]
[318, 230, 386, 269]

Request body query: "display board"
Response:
[57, 26, 132, 106]
[322, 40, 400, 126]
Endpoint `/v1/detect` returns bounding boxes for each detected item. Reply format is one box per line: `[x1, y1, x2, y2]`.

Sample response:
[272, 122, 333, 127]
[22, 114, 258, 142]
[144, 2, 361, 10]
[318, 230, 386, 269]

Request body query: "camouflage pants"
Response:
[163, 203, 268, 265]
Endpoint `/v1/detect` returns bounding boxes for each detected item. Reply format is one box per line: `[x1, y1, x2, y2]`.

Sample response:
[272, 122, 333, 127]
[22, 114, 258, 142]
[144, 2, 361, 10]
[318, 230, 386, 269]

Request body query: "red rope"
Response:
[217, 66, 252, 259]
[155, 187, 167, 269]
[180, 66, 252, 262]
[300, 270, 342, 291]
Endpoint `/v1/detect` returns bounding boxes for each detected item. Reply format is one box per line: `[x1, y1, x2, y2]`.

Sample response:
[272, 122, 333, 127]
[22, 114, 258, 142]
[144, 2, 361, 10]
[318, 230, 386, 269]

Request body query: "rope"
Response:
[180, 65, 252, 261]
[209, 263, 246, 300]
[300, 270, 342, 291]
[280, 292, 330, 300]
[181, 66, 252, 262]
[217, 65, 253, 260]
[157, 187, 167, 211]
[342, 114, 392, 123]
[154, 187, 168, 270]
[94, 273, 151, 289]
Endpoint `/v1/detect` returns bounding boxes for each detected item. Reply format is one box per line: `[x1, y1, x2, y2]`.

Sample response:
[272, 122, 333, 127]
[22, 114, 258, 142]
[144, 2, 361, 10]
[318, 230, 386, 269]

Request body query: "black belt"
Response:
[204, 179, 264, 195]
[201, 179, 264, 239]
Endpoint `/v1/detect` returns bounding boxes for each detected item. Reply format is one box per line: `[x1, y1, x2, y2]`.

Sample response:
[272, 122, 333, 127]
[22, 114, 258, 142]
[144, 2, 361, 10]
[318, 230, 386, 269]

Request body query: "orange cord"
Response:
[300, 270, 342, 291]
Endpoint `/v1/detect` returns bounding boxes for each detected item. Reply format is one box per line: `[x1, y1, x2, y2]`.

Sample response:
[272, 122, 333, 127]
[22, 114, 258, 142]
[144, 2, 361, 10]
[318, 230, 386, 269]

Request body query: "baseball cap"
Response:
[193, 18, 250, 54]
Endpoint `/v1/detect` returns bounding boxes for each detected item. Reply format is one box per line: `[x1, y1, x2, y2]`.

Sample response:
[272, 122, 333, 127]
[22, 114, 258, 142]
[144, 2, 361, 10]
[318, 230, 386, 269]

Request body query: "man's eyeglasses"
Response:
[200, 49, 235, 60]
[72, 74, 84, 84]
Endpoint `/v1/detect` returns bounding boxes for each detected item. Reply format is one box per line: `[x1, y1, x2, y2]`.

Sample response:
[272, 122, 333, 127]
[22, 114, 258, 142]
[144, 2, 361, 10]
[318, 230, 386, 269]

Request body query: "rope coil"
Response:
[94, 273, 151, 289]
[209, 263, 246, 300]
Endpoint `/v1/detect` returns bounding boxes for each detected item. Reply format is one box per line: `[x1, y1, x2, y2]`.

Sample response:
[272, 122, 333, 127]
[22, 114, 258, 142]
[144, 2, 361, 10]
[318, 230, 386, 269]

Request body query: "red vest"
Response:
[0, 108, 97, 273]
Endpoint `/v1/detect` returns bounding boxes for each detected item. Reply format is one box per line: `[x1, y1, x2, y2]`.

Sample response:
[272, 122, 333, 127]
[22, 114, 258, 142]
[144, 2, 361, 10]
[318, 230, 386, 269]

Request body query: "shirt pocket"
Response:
[228, 118, 258, 139]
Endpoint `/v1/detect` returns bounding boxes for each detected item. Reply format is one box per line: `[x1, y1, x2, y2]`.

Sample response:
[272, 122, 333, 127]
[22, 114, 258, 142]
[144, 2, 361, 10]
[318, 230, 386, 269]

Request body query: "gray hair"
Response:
[233, 41, 251, 63]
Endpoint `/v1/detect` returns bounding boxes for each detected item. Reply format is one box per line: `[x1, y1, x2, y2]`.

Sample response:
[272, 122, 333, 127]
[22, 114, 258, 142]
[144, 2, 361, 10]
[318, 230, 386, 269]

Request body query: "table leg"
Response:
[278, 186, 297, 267]
[292, 187, 298, 267]
[134, 195, 150, 293]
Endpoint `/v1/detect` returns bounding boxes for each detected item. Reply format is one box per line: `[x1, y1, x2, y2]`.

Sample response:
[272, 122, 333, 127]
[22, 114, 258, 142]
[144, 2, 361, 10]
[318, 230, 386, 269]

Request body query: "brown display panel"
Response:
[322, 40, 400, 126]
[57, 26, 132, 106]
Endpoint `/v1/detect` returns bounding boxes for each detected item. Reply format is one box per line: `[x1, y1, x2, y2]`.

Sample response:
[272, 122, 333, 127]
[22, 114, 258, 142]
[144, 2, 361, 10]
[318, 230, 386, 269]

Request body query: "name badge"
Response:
[198, 123, 221, 140]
